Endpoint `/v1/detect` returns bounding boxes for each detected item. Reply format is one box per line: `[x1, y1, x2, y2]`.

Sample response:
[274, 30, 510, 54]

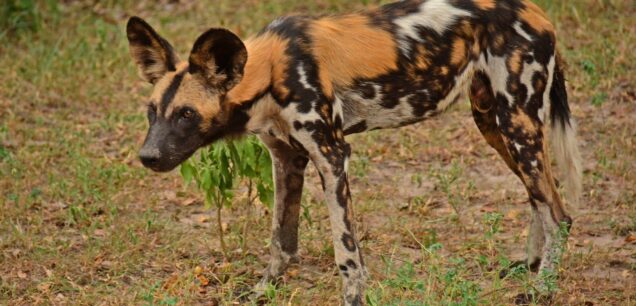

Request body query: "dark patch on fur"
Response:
[336, 174, 348, 208]
[550, 56, 571, 129]
[160, 71, 185, 113]
[342, 233, 357, 252]
[344, 120, 368, 135]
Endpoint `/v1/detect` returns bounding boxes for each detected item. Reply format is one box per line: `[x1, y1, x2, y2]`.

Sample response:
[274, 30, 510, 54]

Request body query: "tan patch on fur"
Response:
[130, 47, 172, 83]
[227, 33, 290, 105]
[473, 0, 495, 10]
[415, 45, 432, 70]
[533, 75, 545, 92]
[458, 20, 473, 38]
[519, 0, 555, 34]
[128, 27, 180, 83]
[245, 95, 288, 136]
[158, 64, 221, 131]
[308, 14, 398, 98]
[470, 25, 484, 57]
[492, 34, 505, 51]
[336, 130, 344, 140]
[451, 38, 467, 67]
[507, 49, 523, 74]
[511, 107, 538, 136]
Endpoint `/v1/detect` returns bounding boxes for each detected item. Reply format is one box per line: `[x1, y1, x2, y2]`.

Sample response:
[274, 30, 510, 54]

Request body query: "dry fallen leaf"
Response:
[505, 209, 522, 221]
[17, 271, 27, 279]
[480, 206, 496, 213]
[196, 275, 209, 286]
[194, 266, 203, 275]
[37, 282, 51, 293]
[94, 229, 106, 237]
[181, 198, 198, 206]
[622, 269, 631, 278]
[162, 274, 179, 290]
[287, 268, 300, 278]
[625, 234, 636, 244]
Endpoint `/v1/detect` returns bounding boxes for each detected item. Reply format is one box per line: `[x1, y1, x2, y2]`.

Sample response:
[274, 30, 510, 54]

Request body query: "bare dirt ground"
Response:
[1, 0, 635, 305]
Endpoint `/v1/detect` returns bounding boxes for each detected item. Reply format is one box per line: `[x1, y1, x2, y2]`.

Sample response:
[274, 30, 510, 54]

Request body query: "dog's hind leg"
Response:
[470, 71, 545, 278]
[481, 49, 575, 303]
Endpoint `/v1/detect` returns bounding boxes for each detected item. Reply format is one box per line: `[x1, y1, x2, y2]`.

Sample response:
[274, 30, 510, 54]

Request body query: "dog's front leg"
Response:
[253, 135, 309, 295]
[310, 140, 367, 306]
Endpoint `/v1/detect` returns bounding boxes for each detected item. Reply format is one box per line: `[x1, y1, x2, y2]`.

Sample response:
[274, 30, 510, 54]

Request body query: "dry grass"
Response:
[1, 0, 635, 305]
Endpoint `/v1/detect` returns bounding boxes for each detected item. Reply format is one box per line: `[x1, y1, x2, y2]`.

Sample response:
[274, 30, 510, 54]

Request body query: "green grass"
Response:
[1, 0, 635, 305]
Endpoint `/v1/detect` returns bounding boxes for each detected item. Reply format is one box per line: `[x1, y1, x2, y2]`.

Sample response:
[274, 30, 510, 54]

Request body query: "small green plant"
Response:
[591, 92, 607, 106]
[430, 160, 468, 221]
[350, 154, 370, 178]
[483, 212, 503, 240]
[180, 136, 273, 257]
[581, 59, 599, 87]
[141, 281, 178, 306]
[0, 0, 41, 38]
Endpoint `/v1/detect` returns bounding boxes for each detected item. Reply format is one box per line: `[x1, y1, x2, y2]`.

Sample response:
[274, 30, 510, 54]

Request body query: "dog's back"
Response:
[253, 0, 559, 136]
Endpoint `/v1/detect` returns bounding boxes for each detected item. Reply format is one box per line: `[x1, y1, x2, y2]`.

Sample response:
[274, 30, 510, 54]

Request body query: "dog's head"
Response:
[126, 17, 247, 172]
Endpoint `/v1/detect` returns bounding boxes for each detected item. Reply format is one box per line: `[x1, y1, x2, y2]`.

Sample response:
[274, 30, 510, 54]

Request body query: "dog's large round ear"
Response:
[126, 16, 180, 84]
[188, 28, 247, 93]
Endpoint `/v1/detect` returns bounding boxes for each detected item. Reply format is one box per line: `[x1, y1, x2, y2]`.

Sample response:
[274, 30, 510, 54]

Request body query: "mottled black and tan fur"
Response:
[126, 0, 582, 304]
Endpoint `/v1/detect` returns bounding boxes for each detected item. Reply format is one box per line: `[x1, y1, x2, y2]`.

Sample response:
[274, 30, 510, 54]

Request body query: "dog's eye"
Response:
[182, 109, 194, 119]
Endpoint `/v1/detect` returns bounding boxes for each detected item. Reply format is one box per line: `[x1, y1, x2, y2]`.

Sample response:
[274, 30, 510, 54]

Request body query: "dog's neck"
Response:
[223, 33, 289, 138]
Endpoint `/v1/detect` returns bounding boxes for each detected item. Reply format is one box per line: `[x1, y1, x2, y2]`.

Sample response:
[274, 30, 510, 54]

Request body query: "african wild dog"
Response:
[126, 0, 582, 304]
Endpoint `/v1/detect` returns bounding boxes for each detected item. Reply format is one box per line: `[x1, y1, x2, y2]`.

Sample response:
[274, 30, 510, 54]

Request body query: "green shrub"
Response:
[180, 136, 274, 256]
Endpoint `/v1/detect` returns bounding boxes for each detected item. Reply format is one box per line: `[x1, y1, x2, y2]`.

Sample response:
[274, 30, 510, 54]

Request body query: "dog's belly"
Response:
[340, 63, 475, 135]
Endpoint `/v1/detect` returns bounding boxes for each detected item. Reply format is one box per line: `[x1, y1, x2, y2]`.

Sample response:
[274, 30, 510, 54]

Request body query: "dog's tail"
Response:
[549, 54, 582, 208]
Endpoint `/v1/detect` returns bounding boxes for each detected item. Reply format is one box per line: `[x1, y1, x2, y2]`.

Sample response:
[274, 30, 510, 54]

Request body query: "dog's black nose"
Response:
[139, 148, 161, 168]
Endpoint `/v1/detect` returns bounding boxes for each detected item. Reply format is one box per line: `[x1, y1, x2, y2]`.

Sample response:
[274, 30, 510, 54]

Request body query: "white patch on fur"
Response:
[281, 63, 323, 125]
[513, 141, 523, 152]
[486, 51, 515, 106]
[519, 58, 544, 105]
[333, 96, 344, 123]
[267, 17, 286, 29]
[513, 21, 533, 42]
[526, 207, 545, 263]
[394, 0, 471, 54]
[550, 117, 582, 208]
[538, 56, 555, 123]
[339, 84, 420, 131]
[297, 62, 315, 92]
[536, 203, 563, 291]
